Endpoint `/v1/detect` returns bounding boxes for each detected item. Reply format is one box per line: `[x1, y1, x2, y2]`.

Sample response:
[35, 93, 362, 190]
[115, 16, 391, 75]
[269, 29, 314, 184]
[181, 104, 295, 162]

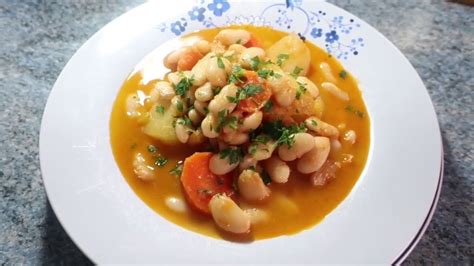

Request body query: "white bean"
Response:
[237, 169, 270, 201]
[264, 156, 290, 183]
[201, 114, 219, 138]
[126, 94, 141, 118]
[209, 194, 250, 234]
[321, 82, 349, 101]
[163, 49, 181, 71]
[133, 153, 154, 181]
[165, 197, 188, 213]
[250, 140, 277, 161]
[240, 111, 263, 132]
[239, 154, 257, 171]
[240, 47, 266, 69]
[344, 130, 357, 144]
[170, 96, 186, 116]
[188, 109, 202, 126]
[195, 39, 211, 54]
[296, 76, 319, 98]
[194, 100, 209, 115]
[329, 139, 342, 158]
[222, 131, 249, 145]
[208, 83, 238, 115]
[175, 118, 192, 144]
[191, 53, 213, 87]
[209, 152, 239, 175]
[188, 128, 206, 145]
[305, 117, 339, 139]
[297, 137, 331, 174]
[244, 208, 268, 225]
[319, 62, 337, 83]
[215, 29, 251, 46]
[149, 81, 175, 103]
[278, 132, 315, 161]
[206, 55, 230, 87]
[228, 44, 246, 54]
[267, 74, 297, 107]
[194, 82, 214, 102]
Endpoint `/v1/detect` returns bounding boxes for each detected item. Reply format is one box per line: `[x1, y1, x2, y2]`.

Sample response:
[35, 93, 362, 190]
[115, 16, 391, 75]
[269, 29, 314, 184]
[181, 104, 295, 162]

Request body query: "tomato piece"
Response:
[245, 36, 261, 48]
[181, 152, 234, 214]
[236, 71, 272, 113]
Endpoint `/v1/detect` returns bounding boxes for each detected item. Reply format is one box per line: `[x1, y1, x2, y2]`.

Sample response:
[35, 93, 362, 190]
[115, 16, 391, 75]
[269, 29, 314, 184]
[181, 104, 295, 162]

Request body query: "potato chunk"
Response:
[266, 34, 311, 76]
[143, 104, 179, 145]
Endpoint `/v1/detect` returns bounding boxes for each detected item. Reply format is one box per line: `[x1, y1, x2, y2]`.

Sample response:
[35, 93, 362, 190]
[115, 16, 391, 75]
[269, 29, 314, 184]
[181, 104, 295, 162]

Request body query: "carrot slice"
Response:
[245, 36, 261, 48]
[177, 48, 203, 71]
[237, 71, 272, 113]
[181, 152, 234, 214]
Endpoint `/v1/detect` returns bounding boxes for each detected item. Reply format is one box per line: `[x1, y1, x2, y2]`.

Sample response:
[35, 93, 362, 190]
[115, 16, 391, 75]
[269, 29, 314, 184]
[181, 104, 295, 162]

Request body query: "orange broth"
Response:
[110, 25, 370, 240]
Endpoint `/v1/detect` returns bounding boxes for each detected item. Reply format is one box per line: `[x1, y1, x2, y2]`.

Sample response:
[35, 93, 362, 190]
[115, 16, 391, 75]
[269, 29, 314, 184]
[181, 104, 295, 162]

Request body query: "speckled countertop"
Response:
[0, 0, 472, 264]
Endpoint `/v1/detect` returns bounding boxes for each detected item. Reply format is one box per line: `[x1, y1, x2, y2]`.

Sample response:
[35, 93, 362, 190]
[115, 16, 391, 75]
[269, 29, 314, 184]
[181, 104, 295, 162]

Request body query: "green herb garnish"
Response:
[155, 156, 168, 167]
[291, 66, 304, 78]
[261, 120, 307, 147]
[227, 83, 262, 104]
[296, 82, 307, 99]
[156, 105, 165, 114]
[276, 54, 289, 66]
[250, 56, 261, 71]
[345, 105, 365, 118]
[339, 70, 347, 79]
[169, 161, 183, 177]
[228, 65, 246, 84]
[311, 119, 318, 127]
[217, 56, 225, 69]
[219, 147, 243, 164]
[263, 100, 273, 112]
[176, 100, 184, 113]
[175, 75, 194, 97]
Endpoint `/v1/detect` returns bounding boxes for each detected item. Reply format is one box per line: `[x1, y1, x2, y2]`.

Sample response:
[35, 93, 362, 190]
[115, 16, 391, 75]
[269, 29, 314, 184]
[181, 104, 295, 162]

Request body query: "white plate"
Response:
[40, 0, 443, 264]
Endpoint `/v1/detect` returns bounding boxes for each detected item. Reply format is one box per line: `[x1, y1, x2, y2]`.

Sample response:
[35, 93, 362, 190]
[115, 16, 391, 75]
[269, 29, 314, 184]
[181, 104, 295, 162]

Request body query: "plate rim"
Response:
[39, 0, 444, 263]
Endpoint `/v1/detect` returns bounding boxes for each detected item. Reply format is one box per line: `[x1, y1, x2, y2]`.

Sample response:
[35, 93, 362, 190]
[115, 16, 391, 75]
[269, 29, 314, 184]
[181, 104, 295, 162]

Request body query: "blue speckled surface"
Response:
[0, 0, 472, 264]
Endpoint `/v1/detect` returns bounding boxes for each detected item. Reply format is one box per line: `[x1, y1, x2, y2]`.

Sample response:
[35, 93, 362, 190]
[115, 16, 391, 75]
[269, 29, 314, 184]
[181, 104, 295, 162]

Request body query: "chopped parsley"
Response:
[169, 161, 183, 177]
[345, 105, 365, 118]
[227, 84, 262, 104]
[156, 105, 165, 114]
[176, 100, 184, 113]
[217, 56, 225, 69]
[147, 145, 157, 153]
[257, 69, 281, 79]
[261, 120, 307, 147]
[177, 116, 192, 126]
[236, 39, 242, 44]
[276, 54, 289, 66]
[296, 82, 307, 99]
[219, 147, 243, 164]
[311, 119, 318, 127]
[263, 100, 273, 112]
[252, 134, 272, 144]
[154, 156, 168, 167]
[250, 56, 261, 70]
[291, 66, 304, 78]
[215, 110, 238, 132]
[212, 87, 222, 95]
[339, 70, 348, 79]
[174, 75, 194, 97]
[228, 65, 246, 84]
